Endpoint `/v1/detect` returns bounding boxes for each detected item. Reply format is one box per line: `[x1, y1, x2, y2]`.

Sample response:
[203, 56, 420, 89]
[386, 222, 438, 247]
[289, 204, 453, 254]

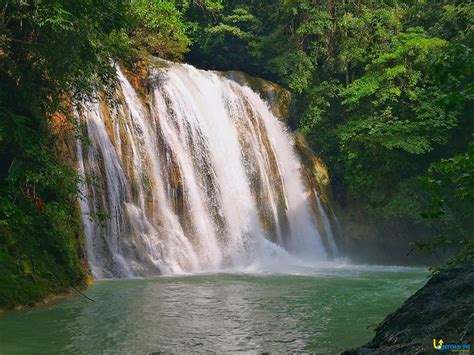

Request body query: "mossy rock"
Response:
[294, 132, 330, 188]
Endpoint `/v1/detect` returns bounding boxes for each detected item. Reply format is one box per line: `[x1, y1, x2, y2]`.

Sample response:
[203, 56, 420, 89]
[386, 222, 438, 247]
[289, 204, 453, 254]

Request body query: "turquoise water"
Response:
[0, 264, 427, 354]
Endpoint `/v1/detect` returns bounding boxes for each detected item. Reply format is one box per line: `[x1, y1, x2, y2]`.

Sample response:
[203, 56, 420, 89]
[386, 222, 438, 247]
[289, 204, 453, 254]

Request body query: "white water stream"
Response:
[77, 61, 336, 278]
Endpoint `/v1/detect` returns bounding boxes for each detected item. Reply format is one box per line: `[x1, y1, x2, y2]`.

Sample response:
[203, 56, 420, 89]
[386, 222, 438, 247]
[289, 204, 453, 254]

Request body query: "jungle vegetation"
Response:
[0, 0, 472, 308]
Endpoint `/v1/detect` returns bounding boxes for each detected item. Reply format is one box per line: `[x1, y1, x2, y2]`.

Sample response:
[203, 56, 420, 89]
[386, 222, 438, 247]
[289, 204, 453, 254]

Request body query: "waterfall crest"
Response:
[77, 60, 336, 278]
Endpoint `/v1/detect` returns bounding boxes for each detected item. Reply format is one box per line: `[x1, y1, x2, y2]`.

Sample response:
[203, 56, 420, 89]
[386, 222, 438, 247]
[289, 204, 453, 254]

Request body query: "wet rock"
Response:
[223, 70, 291, 122]
[293, 132, 330, 190]
[342, 262, 474, 354]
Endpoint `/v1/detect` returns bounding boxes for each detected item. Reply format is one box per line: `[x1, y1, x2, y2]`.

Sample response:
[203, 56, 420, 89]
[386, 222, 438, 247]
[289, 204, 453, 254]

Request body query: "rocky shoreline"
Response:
[342, 262, 473, 354]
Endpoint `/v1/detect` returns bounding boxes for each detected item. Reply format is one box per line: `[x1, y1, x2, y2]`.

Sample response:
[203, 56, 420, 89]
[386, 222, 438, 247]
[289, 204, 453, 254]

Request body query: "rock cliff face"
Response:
[342, 262, 474, 354]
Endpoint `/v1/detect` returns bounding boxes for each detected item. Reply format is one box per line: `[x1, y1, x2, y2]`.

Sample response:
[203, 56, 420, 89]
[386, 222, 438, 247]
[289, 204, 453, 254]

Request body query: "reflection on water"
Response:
[0, 267, 427, 354]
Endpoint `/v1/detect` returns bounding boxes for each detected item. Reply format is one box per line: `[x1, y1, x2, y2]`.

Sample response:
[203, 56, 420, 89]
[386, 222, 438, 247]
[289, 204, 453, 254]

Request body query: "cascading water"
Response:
[76, 60, 337, 278]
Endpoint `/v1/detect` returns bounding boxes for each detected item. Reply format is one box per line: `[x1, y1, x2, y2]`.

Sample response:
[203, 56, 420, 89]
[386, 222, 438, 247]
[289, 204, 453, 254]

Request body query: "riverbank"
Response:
[0, 272, 92, 313]
[342, 262, 473, 354]
[1, 287, 78, 314]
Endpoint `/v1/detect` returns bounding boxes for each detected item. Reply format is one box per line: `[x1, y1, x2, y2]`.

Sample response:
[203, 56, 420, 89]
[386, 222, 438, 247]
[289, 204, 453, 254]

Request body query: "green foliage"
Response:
[178, 0, 224, 13]
[0, 0, 131, 308]
[128, 0, 191, 61]
[413, 144, 474, 271]
[342, 32, 452, 153]
[269, 51, 314, 93]
[0, 91, 86, 309]
[419, 143, 474, 265]
[0, 0, 129, 109]
[187, 5, 262, 71]
[336, 31, 461, 210]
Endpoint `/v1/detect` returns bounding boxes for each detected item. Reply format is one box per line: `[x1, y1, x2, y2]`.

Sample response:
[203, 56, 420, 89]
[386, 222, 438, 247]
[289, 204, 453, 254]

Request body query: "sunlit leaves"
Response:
[269, 51, 314, 93]
[341, 32, 454, 156]
[189, 6, 262, 70]
[129, 0, 191, 61]
[35, 3, 74, 31]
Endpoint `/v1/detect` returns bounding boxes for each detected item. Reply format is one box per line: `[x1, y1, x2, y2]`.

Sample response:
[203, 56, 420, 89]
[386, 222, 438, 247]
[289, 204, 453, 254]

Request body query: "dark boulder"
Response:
[342, 262, 474, 354]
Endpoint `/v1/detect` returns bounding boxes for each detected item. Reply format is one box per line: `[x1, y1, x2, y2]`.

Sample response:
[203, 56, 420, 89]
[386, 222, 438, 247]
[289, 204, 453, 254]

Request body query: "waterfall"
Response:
[76, 60, 336, 278]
